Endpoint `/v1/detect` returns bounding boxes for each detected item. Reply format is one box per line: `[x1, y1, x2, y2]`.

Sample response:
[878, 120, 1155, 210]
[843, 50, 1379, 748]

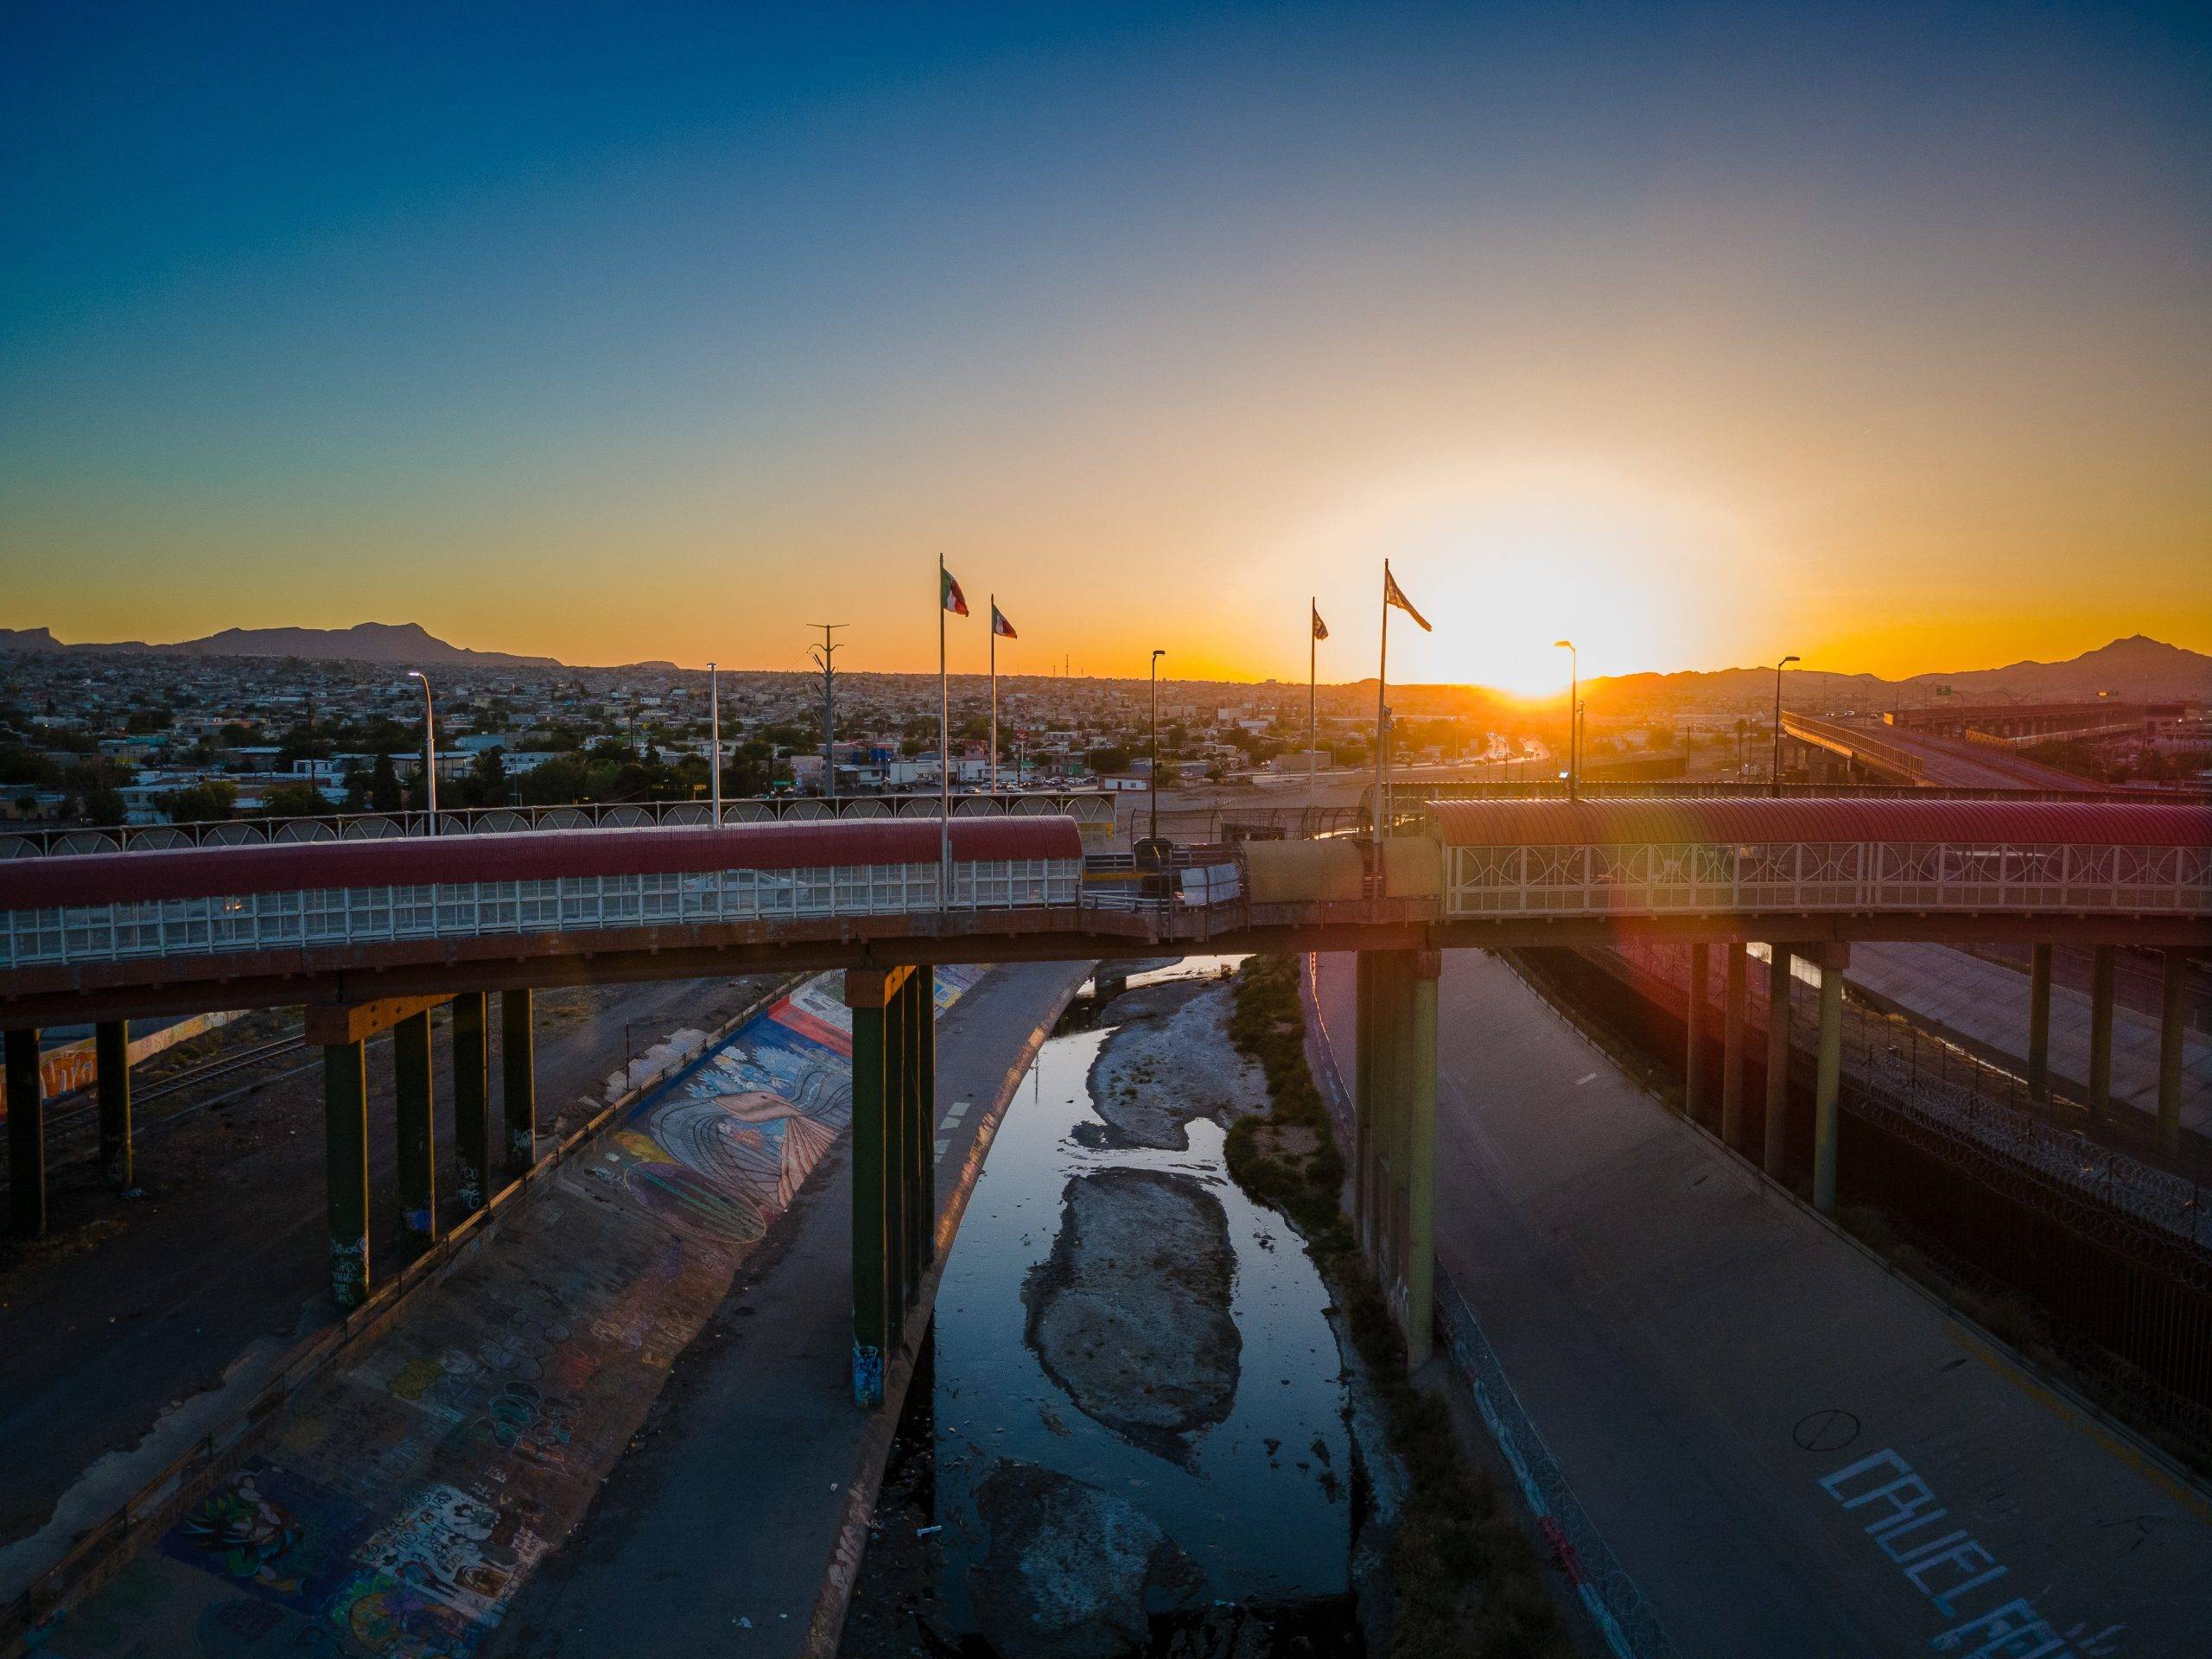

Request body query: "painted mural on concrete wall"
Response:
[36, 967, 982, 1658]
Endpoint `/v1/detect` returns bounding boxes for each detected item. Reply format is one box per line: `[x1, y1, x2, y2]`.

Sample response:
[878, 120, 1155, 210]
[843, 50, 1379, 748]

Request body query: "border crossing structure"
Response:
[2, 796, 2205, 1390]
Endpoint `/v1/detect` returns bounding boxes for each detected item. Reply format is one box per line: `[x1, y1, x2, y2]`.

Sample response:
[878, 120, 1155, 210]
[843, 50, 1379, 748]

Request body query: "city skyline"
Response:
[5, 3, 2208, 690]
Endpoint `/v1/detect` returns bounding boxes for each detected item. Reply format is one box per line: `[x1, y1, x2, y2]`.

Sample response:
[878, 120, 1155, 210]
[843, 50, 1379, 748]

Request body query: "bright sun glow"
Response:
[1296, 462, 1755, 696]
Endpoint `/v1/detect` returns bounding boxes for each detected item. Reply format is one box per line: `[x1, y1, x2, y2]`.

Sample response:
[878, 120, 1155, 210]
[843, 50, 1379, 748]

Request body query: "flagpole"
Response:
[1375, 564, 1389, 891]
[939, 554, 951, 896]
[989, 593, 999, 795]
[1307, 597, 1317, 832]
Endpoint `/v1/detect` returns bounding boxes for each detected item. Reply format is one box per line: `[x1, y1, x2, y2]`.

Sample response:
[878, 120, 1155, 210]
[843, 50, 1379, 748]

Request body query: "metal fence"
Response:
[1446, 838, 2211, 921]
[0, 790, 1120, 858]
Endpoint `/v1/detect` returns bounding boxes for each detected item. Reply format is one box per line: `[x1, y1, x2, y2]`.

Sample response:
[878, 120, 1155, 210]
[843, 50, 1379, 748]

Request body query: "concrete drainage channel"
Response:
[0, 973, 803, 1656]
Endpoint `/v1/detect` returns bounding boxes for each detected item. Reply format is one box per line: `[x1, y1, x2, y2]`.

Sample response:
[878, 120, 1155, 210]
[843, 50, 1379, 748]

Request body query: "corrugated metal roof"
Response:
[0, 817, 1086, 911]
[1427, 797, 2212, 849]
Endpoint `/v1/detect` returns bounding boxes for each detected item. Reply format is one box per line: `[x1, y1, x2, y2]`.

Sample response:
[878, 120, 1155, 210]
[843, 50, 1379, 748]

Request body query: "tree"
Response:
[165, 779, 237, 823]
[263, 780, 332, 818]
[467, 747, 509, 805]
[370, 752, 403, 812]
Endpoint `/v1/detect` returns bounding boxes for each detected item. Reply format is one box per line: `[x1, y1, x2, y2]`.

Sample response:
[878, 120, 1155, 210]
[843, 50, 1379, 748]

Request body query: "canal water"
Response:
[849, 957, 1360, 1656]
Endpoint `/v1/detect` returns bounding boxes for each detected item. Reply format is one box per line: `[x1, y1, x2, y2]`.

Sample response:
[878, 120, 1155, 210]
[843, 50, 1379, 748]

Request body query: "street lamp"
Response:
[1554, 640, 1577, 799]
[1149, 649, 1166, 845]
[405, 671, 437, 832]
[1770, 654, 1800, 798]
[707, 662, 721, 822]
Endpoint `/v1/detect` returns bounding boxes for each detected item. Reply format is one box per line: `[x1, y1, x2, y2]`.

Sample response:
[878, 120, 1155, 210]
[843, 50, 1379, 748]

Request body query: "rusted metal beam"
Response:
[302, 993, 456, 1047]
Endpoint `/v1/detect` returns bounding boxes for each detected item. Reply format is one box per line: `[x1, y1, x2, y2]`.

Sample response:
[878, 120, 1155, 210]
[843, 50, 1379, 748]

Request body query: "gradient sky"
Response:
[4, 2, 2208, 692]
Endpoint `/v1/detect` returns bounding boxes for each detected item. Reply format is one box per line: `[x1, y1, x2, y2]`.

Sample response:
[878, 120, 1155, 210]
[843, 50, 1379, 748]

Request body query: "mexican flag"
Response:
[942, 567, 969, 617]
[992, 603, 1017, 639]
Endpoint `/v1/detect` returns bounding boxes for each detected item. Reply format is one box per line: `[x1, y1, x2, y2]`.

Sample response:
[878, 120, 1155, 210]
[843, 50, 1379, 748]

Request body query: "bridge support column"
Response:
[1813, 944, 1847, 1216]
[1354, 949, 1437, 1367]
[909, 967, 936, 1277]
[452, 993, 489, 1214]
[884, 968, 913, 1319]
[394, 1010, 437, 1240]
[6, 1027, 44, 1240]
[1764, 945, 1792, 1179]
[2026, 944, 2052, 1105]
[1352, 953, 1376, 1255]
[2158, 951, 2190, 1160]
[324, 1039, 370, 1309]
[2088, 945, 2115, 1122]
[846, 965, 916, 1408]
[96, 1019, 132, 1190]
[1720, 944, 1746, 1153]
[501, 988, 536, 1177]
[1685, 944, 1709, 1120]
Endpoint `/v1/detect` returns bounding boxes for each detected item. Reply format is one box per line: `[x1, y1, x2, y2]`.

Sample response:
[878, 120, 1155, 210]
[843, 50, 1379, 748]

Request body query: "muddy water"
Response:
[846, 958, 1358, 1656]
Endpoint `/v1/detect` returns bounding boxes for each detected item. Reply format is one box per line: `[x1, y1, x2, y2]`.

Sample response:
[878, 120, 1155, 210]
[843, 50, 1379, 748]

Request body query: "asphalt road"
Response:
[1317, 950, 2212, 1656]
[0, 973, 780, 1560]
[484, 959, 1089, 1659]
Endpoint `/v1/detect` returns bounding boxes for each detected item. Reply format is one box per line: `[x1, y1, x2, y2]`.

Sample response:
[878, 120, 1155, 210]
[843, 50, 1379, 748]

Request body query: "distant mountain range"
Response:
[0, 621, 558, 669]
[1573, 634, 2212, 713]
[2, 622, 2206, 703]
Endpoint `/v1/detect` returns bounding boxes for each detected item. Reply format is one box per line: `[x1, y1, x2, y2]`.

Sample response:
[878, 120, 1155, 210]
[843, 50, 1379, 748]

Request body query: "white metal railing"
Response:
[1445, 840, 2212, 919]
[0, 858, 1082, 970]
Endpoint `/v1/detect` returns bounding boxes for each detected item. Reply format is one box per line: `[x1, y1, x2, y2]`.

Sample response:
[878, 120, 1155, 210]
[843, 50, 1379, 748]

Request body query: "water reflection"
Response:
[916, 956, 1353, 1640]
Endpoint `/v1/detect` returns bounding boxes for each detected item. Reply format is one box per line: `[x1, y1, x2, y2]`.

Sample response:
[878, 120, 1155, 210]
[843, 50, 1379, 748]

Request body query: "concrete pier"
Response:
[1764, 945, 1791, 1179]
[1813, 944, 1847, 1215]
[1720, 943, 1747, 1151]
[394, 1009, 437, 1239]
[501, 988, 536, 1175]
[324, 1039, 370, 1308]
[453, 992, 489, 1213]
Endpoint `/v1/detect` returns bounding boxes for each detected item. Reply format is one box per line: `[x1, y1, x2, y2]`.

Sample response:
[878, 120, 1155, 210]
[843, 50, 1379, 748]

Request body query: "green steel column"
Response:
[846, 970, 892, 1408]
[324, 1039, 370, 1309]
[2088, 945, 2115, 1122]
[1353, 951, 1375, 1254]
[394, 1010, 437, 1240]
[5, 1028, 43, 1241]
[500, 988, 536, 1176]
[451, 993, 489, 1214]
[1813, 945, 1846, 1216]
[1763, 945, 1792, 1179]
[2157, 951, 2189, 1160]
[1684, 944, 1709, 1120]
[913, 967, 937, 1272]
[96, 1019, 132, 1190]
[1404, 950, 1440, 1370]
[2025, 944, 2053, 1105]
[1720, 944, 1747, 1153]
[885, 972, 912, 1313]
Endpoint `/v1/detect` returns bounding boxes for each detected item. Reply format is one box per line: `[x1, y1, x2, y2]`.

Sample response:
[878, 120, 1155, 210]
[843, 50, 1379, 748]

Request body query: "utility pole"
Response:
[808, 623, 846, 801]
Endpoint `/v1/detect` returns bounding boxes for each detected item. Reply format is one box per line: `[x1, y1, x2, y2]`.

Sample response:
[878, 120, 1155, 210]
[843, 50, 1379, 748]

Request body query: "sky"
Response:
[3, 2, 2208, 694]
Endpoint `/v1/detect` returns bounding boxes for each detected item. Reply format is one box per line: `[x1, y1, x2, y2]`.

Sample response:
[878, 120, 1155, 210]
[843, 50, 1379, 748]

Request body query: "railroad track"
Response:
[41, 1033, 308, 1141]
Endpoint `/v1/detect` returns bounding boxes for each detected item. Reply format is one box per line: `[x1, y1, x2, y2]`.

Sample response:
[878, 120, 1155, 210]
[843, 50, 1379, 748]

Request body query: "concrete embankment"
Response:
[22, 969, 999, 1659]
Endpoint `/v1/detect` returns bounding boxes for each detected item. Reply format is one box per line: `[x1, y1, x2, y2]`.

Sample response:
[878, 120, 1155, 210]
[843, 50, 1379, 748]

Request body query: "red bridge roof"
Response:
[1427, 797, 2212, 849]
[0, 817, 1086, 911]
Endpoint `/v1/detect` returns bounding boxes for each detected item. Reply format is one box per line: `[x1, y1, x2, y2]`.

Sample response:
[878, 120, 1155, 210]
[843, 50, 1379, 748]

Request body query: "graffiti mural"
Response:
[38, 970, 983, 1659]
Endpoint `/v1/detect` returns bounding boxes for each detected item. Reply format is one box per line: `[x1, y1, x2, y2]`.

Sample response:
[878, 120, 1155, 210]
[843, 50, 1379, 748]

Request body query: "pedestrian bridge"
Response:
[1, 799, 2204, 1021]
[1, 796, 2204, 1402]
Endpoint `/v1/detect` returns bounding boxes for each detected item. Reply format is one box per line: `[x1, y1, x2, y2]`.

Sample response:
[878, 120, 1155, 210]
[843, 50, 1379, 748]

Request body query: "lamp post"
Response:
[405, 671, 437, 832]
[1149, 649, 1166, 845]
[1554, 640, 1577, 799]
[707, 662, 721, 822]
[1770, 654, 1800, 798]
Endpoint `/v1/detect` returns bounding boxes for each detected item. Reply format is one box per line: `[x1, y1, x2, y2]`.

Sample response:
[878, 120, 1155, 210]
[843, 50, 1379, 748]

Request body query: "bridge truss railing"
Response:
[0, 790, 1120, 860]
[1445, 839, 2211, 921]
[0, 859, 1083, 971]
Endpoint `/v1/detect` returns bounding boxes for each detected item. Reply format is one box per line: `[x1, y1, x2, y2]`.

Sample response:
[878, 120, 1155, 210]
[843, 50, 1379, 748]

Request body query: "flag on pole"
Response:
[992, 604, 1017, 639]
[1312, 605, 1328, 641]
[942, 567, 970, 616]
[1382, 566, 1431, 632]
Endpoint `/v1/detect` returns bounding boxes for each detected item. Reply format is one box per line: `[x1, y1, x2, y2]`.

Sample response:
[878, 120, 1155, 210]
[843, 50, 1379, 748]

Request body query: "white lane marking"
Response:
[944, 1099, 971, 1124]
[1574, 1071, 1599, 1086]
[934, 1139, 950, 1157]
